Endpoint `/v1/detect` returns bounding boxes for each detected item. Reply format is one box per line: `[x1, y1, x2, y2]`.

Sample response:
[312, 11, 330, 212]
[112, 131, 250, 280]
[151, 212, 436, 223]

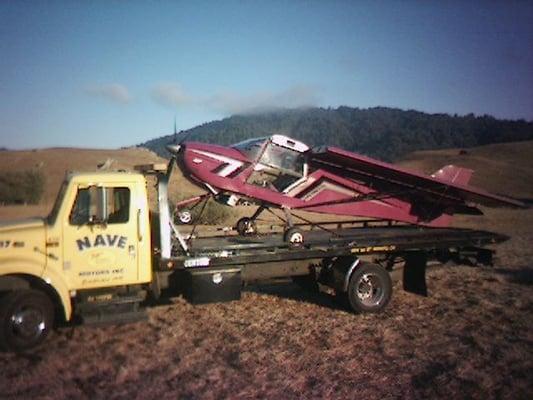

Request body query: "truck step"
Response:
[78, 302, 147, 326]
[75, 290, 147, 326]
[80, 307, 147, 326]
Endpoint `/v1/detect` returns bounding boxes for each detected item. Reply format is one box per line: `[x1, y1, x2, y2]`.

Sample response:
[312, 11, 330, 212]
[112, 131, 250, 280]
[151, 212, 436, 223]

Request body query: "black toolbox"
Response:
[182, 267, 242, 304]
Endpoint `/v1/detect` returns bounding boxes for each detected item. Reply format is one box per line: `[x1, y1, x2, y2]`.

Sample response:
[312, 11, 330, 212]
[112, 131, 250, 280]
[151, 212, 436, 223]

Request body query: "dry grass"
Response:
[398, 140, 533, 198]
[0, 147, 203, 220]
[0, 142, 532, 399]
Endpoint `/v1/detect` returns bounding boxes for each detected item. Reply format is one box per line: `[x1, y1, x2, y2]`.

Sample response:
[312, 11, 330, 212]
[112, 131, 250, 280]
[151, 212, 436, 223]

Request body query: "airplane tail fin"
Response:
[428, 165, 475, 228]
[431, 165, 474, 186]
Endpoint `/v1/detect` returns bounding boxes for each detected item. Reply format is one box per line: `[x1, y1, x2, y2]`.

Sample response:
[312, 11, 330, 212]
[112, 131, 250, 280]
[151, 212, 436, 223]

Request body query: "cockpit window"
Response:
[260, 142, 305, 177]
[235, 136, 308, 192]
[231, 137, 267, 160]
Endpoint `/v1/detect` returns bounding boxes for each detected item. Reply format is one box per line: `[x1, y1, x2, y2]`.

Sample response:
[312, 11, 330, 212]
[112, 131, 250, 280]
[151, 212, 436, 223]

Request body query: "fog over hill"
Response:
[140, 107, 533, 161]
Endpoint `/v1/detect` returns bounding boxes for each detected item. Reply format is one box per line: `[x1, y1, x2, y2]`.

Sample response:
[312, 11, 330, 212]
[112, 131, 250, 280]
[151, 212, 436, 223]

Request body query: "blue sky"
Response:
[1, 1, 532, 149]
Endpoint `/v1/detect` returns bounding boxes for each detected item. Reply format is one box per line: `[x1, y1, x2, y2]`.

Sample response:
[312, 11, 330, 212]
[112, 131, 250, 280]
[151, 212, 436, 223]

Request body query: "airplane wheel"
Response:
[177, 210, 192, 224]
[236, 217, 257, 236]
[284, 227, 304, 247]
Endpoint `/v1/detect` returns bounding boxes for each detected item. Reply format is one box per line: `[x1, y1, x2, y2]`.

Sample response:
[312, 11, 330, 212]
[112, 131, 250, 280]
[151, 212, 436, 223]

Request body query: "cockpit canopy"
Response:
[232, 135, 309, 178]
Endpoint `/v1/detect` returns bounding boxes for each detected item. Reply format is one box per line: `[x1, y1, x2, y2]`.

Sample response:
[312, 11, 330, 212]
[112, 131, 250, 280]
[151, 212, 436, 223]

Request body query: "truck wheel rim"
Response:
[10, 307, 46, 340]
[355, 273, 384, 306]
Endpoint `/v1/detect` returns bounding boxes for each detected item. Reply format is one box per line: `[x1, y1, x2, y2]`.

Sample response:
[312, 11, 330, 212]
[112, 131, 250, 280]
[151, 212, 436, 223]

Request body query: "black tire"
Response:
[0, 290, 54, 352]
[284, 227, 304, 248]
[236, 217, 257, 236]
[346, 263, 392, 313]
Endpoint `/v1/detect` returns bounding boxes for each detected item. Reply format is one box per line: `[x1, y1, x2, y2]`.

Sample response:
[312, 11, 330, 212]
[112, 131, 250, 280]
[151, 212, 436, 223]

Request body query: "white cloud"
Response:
[151, 83, 192, 108]
[208, 85, 319, 114]
[85, 83, 132, 104]
[150, 82, 320, 115]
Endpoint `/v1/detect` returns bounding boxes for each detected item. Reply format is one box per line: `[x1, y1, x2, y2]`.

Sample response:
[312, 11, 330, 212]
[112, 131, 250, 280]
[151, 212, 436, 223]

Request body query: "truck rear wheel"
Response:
[0, 290, 54, 352]
[347, 263, 392, 313]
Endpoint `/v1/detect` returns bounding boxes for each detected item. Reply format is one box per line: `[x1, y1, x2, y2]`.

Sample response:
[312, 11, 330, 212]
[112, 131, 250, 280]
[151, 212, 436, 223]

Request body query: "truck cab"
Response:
[0, 171, 152, 351]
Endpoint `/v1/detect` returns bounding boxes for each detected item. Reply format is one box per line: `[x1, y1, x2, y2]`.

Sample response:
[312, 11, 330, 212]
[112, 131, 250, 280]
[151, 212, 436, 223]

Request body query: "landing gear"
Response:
[284, 227, 305, 247]
[235, 206, 307, 246]
[236, 217, 257, 236]
[236, 206, 266, 236]
[174, 194, 211, 225]
[177, 210, 192, 224]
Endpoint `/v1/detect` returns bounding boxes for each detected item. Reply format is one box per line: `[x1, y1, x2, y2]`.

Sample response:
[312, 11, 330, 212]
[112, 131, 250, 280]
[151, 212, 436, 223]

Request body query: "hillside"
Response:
[141, 107, 533, 161]
[398, 140, 533, 199]
[0, 147, 202, 220]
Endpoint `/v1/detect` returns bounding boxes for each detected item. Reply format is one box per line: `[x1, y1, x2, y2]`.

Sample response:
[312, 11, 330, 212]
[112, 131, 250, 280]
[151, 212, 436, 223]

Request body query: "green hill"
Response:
[140, 107, 533, 161]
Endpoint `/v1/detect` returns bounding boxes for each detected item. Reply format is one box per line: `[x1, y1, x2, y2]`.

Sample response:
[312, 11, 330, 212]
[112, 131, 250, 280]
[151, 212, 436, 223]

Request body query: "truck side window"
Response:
[107, 188, 130, 224]
[69, 187, 130, 225]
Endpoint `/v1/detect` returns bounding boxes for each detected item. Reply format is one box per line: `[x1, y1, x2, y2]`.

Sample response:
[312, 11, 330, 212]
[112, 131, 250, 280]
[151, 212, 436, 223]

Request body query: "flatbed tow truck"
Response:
[0, 161, 508, 352]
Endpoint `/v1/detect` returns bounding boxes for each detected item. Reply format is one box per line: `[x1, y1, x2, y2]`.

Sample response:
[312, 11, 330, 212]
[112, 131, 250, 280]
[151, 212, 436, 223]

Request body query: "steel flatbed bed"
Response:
[164, 225, 508, 269]
[156, 224, 508, 306]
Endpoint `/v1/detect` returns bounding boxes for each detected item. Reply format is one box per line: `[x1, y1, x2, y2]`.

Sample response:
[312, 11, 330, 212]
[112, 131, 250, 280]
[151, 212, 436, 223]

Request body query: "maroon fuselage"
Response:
[178, 141, 452, 227]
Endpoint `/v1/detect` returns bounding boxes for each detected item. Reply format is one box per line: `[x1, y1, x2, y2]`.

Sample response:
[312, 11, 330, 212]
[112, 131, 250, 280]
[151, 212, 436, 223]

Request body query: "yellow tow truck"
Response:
[0, 162, 508, 352]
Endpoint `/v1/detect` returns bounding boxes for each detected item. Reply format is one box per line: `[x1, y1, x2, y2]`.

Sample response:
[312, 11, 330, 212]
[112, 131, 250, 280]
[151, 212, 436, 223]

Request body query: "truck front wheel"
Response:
[347, 263, 392, 313]
[0, 290, 54, 352]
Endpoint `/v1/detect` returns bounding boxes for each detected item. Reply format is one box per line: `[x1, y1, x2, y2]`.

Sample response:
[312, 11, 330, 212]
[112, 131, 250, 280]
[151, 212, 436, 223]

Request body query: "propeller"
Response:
[166, 116, 194, 154]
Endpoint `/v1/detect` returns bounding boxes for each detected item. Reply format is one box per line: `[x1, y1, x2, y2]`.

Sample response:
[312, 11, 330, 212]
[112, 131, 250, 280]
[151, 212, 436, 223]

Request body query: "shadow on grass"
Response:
[243, 280, 348, 312]
[494, 267, 533, 285]
[517, 198, 533, 207]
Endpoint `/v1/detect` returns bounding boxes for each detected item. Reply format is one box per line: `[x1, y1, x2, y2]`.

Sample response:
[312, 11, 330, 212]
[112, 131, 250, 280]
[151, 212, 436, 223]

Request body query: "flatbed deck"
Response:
[165, 226, 509, 269]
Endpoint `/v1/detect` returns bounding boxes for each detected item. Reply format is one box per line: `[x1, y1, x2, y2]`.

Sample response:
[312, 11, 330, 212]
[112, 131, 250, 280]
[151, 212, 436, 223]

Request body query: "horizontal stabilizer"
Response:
[311, 146, 527, 209]
[432, 165, 473, 186]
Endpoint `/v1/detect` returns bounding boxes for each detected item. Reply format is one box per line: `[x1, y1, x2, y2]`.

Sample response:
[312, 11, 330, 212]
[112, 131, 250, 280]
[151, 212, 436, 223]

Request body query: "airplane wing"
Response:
[310, 146, 526, 209]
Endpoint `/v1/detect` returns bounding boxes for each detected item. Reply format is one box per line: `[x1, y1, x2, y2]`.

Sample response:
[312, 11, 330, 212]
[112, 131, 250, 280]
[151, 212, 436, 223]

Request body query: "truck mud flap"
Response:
[403, 252, 428, 296]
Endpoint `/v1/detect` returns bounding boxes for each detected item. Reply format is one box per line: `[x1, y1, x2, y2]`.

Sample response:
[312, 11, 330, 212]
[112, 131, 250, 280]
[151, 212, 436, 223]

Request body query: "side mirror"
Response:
[95, 186, 107, 222]
[87, 186, 108, 225]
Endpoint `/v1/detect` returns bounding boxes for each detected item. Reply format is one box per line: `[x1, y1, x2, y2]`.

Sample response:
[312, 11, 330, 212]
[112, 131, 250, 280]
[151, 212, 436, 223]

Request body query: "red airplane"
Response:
[167, 134, 524, 244]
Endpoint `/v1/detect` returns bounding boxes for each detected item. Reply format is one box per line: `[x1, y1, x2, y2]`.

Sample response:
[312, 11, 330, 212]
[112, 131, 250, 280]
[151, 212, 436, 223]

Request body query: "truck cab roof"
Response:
[65, 170, 147, 184]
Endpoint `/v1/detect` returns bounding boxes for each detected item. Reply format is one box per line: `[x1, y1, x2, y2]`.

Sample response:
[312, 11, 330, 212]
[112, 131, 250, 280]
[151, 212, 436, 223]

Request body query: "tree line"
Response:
[141, 106, 533, 162]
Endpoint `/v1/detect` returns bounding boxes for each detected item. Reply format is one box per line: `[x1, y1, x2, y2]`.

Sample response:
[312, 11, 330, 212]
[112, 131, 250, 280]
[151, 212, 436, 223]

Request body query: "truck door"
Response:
[62, 184, 140, 289]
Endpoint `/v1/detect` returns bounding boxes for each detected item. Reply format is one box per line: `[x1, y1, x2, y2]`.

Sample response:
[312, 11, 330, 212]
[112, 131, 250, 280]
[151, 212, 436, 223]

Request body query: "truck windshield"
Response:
[47, 180, 68, 225]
